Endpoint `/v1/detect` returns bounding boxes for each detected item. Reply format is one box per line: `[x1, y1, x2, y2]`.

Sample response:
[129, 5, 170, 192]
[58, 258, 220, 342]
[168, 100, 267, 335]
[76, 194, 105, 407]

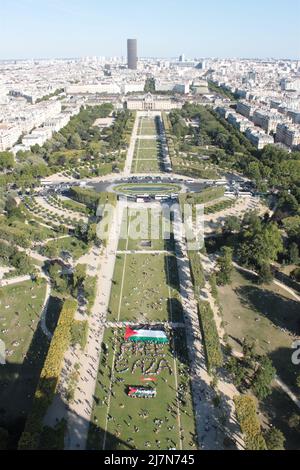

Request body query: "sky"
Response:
[1, 0, 300, 60]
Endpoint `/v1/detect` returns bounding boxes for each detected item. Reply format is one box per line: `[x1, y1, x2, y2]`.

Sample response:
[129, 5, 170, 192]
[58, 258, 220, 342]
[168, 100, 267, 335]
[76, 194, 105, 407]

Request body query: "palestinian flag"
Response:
[140, 377, 158, 383]
[125, 326, 168, 344]
[128, 387, 157, 398]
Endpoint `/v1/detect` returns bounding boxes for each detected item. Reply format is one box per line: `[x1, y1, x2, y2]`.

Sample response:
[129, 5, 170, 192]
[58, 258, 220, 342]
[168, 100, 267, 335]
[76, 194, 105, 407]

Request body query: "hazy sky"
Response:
[1, 0, 300, 59]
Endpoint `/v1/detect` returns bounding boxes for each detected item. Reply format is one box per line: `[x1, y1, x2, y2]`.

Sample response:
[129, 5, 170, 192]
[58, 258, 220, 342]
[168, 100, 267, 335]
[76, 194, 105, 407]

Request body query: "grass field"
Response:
[133, 116, 163, 173]
[0, 279, 51, 446]
[132, 139, 162, 173]
[218, 268, 300, 392]
[87, 327, 197, 450]
[113, 183, 181, 195]
[42, 236, 89, 261]
[138, 117, 158, 136]
[218, 268, 300, 449]
[108, 253, 183, 323]
[117, 207, 174, 251]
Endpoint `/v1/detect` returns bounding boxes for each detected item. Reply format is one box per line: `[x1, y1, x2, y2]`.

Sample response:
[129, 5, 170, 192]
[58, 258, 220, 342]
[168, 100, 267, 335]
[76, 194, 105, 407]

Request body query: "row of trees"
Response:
[19, 299, 77, 449]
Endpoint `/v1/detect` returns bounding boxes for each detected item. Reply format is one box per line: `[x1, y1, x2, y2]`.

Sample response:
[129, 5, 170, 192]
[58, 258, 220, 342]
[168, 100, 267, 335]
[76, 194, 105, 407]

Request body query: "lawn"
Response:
[108, 253, 183, 323]
[132, 159, 161, 173]
[117, 207, 175, 252]
[43, 236, 89, 261]
[218, 268, 300, 392]
[87, 327, 196, 450]
[132, 138, 162, 174]
[137, 139, 159, 150]
[0, 279, 52, 446]
[113, 183, 181, 195]
[138, 118, 157, 136]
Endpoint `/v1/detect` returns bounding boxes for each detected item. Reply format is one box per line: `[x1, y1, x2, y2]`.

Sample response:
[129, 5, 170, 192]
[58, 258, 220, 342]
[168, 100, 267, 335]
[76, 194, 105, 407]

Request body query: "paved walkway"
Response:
[123, 112, 139, 176]
[173, 206, 244, 450]
[64, 201, 125, 449]
[0, 274, 31, 287]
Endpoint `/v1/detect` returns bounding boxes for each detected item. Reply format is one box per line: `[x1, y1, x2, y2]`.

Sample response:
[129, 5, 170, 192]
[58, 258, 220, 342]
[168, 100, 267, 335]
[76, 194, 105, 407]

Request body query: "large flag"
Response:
[128, 387, 157, 398]
[125, 326, 168, 344]
[140, 377, 158, 383]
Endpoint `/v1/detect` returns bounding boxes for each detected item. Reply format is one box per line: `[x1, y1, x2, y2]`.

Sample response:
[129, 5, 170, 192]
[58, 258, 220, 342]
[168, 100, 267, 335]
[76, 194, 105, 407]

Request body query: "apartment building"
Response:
[276, 123, 300, 148]
[245, 127, 274, 149]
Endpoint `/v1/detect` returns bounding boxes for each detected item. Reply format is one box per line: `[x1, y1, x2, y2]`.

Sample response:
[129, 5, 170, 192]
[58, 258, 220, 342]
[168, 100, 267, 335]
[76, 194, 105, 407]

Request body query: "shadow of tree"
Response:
[235, 285, 300, 336]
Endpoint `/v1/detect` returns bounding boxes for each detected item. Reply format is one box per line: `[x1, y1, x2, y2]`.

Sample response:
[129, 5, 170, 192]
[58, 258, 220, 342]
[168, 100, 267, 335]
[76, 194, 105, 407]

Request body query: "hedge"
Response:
[198, 300, 223, 371]
[188, 250, 205, 292]
[234, 395, 267, 450]
[205, 199, 235, 215]
[18, 298, 77, 449]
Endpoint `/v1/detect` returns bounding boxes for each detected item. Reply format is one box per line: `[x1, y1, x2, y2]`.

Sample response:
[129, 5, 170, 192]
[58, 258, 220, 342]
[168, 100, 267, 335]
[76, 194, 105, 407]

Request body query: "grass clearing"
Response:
[0, 279, 52, 446]
[117, 207, 174, 252]
[87, 328, 196, 450]
[108, 253, 183, 323]
[42, 236, 89, 261]
[218, 268, 300, 392]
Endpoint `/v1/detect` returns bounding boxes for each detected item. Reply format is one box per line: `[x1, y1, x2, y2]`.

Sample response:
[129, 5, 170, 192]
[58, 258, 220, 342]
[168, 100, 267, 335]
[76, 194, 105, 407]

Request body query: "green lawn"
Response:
[43, 236, 89, 261]
[0, 279, 52, 446]
[138, 118, 157, 136]
[117, 207, 174, 252]
[113, 183, 181, 195]
[134, 148, 161, 160]
[137, 139, 159, 149]
[87, 328, 196, 450]
[132, 159, 161, 173]
[108, 253, 183, 323]
[218, 268, 300, 392]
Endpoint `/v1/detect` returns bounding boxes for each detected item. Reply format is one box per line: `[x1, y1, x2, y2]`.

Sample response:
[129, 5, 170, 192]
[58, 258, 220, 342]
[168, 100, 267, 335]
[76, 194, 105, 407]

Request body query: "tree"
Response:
[242, 337, 256, 366]
[0, 427, 9, 450]
[257, 262, 273, 284]
[0, 151, 14, 170]
[223, 215, 241, 234]
[73, 264, 86, 288]
[68, 133, 82, 150]
[216, 247, 233, 286]
[238, 216, 283, 271]
[289, 242, 299, 265]
[264, 428, 286, 450]
[289, 413, 300, 429]
[252, 356, 276, 400]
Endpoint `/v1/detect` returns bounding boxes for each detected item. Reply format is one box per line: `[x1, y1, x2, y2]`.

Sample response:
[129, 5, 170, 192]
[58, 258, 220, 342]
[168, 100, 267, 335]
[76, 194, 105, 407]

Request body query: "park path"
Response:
[232, 261, 300, 303]
[173, 206, 244, 450]
[123, 112, 139, 176]
[64, 201, 125, 449]
[0, 274, 31, 286]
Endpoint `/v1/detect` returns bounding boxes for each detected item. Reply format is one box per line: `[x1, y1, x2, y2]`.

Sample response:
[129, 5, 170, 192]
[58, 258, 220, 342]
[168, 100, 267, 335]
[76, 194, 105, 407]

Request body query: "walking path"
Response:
[64, 201, 125, 449]
[173, 206, 244, 450]
[123, 113, 139, 176]
[39, 273, 52, 340]
[0, 274, 31, 286]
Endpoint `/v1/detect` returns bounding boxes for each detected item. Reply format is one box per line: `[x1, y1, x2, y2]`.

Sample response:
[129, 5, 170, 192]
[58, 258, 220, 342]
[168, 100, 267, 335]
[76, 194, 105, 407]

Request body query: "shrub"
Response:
[234, 395, 267, 450]
[198, 301, 223, 371]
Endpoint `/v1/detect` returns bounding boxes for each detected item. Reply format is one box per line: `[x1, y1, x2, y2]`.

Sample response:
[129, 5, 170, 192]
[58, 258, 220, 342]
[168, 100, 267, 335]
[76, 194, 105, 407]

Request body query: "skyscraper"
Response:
[127, 39, 138, 70]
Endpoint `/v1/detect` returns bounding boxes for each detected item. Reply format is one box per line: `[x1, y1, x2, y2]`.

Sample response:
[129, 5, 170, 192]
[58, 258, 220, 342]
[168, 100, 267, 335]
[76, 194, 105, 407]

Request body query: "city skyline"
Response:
[1, 0, 300, 60]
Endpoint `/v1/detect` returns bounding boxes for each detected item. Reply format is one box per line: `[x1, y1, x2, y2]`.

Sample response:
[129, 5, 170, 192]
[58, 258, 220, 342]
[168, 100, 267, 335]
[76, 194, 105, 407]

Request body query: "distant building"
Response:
[127, 39, 138, 70]
[125, 93, 182, 111]
[276, 123, 300, 149]
[245, 127, 274, 150]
